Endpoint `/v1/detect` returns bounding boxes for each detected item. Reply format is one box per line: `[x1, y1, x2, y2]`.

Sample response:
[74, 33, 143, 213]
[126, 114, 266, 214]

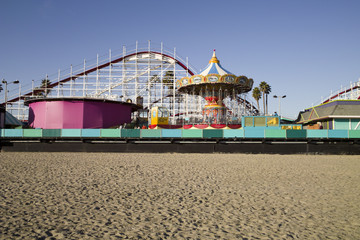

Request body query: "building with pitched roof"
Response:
[297, 100, 360, 130]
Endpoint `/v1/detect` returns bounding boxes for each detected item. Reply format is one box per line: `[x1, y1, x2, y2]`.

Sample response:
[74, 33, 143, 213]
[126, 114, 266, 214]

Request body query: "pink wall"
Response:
[28, 100, 133, 129]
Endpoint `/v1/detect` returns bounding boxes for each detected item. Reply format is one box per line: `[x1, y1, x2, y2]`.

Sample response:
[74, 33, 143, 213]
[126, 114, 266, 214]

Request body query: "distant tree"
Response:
[162, 70, 175, 95]
[264, 83, 271, 115]
[259, 81, 271, 115]
[162, 70, 175, 114]
[35, 78, 52, 97]
[149, 74, 160, 100]
[252, 87, 261, 112]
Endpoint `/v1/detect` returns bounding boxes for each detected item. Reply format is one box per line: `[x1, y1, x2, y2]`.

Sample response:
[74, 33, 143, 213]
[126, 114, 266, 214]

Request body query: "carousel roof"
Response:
[199, 50, 233, 76]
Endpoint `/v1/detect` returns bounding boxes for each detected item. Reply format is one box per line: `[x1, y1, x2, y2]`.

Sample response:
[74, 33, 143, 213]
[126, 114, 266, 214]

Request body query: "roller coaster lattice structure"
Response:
[3, 41, 258, 123]
[321, 79, 360, 104]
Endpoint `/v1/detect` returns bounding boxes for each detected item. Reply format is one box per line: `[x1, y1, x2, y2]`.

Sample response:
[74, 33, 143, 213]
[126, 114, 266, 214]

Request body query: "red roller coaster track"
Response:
[322, 84, 360, 104]
[6, 51, 194, 104]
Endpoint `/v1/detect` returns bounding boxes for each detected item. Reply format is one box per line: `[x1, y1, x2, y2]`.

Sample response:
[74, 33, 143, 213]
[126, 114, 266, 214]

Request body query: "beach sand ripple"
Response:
[0, 152, 359, 239]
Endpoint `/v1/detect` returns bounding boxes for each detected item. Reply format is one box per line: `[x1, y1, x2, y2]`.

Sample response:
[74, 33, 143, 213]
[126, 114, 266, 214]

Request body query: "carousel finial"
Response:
[209, 49, 219, 63]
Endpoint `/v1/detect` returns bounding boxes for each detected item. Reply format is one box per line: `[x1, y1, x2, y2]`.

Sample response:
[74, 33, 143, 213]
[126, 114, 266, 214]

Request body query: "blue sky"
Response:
[1, 0, 360, 118]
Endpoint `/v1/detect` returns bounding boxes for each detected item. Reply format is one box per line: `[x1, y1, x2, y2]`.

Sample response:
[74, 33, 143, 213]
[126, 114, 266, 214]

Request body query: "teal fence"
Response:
[1, 128, 360, 139]
[62, 129, 82, 137]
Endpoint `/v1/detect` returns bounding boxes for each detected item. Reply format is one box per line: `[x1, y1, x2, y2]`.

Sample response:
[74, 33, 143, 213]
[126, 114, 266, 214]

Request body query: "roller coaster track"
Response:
[322, 83, 360, 104]
[236, 96, 259, 114]
[6, 51, 195, 104]
[5, 48, 259, 119]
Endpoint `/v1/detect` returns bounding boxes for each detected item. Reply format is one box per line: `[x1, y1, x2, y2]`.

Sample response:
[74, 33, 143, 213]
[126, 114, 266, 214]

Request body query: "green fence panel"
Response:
[334, 119, 350, 130]
[351, 119, 360, 130]
[121, 129, 140, 138]
[244, 128, 265, 138]
[306, 130, 328, 139]
[23, 129, 42, 137]
[203, 129, 223, 138]
[161, 129, 182, 138]
[62, 129, 82, 137]
[81, 129, 101, 138]
[223, 129, 244, 138]
[141, 129, 161, 138]
[328, 130, 348, 139]
[182, 129, 203, 138]
[265, 129, 286, 138]
[286, 129, 307, 139]
[101, 129, 121, 138]
[42, 129, 62, 137]
[4, 129, 23, 137]
[349, 130, 360, 139]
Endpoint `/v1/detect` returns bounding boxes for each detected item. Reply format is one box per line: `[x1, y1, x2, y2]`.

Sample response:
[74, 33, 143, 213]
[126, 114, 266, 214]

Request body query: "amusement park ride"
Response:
[1, 42, 258, 129]
[1, 41, 360, 129]
[176, 50, 253, 126]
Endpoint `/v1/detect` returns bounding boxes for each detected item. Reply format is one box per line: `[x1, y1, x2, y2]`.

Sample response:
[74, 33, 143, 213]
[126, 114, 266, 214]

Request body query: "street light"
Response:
[273, 95, 286, 116]
[2, 79, 20, 110]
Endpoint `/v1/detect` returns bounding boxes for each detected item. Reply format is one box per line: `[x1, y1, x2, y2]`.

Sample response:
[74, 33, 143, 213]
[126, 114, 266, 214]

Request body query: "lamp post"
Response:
[2, 79, 20, 110]
[273, 95, 286, 116]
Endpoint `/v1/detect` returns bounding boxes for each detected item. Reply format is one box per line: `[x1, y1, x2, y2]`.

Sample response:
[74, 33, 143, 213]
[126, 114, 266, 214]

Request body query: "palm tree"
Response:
[252, 87, 261, 113]
[264, 83, 271, 115]
[259, 81, 270, 115]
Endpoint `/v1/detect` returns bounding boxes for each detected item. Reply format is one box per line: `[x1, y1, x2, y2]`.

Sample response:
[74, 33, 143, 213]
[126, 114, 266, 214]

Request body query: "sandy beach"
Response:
[0, 152, 359, 239]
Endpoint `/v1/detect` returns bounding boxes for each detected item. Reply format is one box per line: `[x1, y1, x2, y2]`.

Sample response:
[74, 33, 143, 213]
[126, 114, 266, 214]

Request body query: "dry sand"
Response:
[0, 152, 359, 239]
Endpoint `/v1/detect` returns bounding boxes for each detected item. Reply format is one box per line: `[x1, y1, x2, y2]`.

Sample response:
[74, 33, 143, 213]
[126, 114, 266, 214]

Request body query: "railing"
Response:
[1, 128, 359, 139]
[320, 80, 360, 104]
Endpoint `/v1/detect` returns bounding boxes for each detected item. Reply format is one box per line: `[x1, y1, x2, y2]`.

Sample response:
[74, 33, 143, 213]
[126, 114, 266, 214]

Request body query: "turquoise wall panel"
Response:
[265, 129, 286, 138]
[23, 129, 42, 137]
[328, 130, 348, 139]
[286, 130, 307, 139]
[42, 129, 62, 137]
[351, 119, 360, 130]
[81, 129, 101, 137]
[182, 129, 203, 138]
[0, 129, 3, 137]
[141, 129, 161, 138]
[121, 129, 140, 138]
[223, 129, 244, 138]
[244, 128, 264, 138]
[334, 119, 349, 130]
[101, 129, 121, 138]
[161, 129, 182, 138]
[306, 130, 328, 139]
[203, 129, 223, 138]
[349, 130, 360, 139]
[62, 129, 82, 137]
[4, 129, 23, 137]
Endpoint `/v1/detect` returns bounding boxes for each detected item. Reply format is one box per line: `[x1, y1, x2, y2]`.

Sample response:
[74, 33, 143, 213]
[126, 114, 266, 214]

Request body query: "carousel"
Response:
[176, 50, 253, 128]
[149, 50, 254, 129]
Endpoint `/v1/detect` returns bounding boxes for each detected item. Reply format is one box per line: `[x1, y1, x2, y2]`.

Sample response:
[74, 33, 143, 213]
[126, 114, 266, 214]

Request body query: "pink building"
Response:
[26, 98, 139, 129]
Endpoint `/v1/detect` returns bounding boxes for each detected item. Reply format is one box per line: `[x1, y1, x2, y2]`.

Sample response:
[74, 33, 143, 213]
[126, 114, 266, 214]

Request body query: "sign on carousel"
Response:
[190, 75, 205, 84]
[205, 74, 221, 83]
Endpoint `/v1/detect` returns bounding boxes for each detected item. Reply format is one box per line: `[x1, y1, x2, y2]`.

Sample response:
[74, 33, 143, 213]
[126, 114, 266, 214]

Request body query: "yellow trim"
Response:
[221, 74, 237, 83]
[205, 74, 221, 83]
[190, 75, 205, 84]
[247, 78, 254, 88]
[313, 107, 320, 119]
[308, 108, 314, 121]
[303, 99, 360, 111]
[175, 79, 182, 89]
